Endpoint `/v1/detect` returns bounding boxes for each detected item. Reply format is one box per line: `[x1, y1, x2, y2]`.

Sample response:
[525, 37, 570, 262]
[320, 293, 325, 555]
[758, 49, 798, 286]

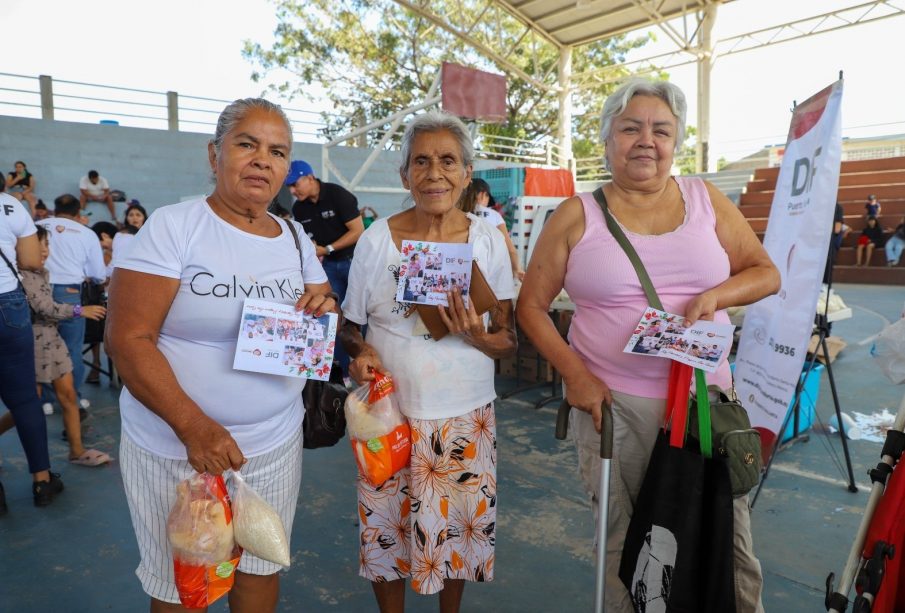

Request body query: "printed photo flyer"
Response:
[395, 240, 473, 307]
[233, 298, 338, 380]
[623, 307, 736, 373]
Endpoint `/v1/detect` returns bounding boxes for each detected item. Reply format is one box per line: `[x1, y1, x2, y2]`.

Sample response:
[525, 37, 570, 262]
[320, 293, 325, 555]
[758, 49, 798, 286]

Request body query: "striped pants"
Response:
[119, 426, 303, 603]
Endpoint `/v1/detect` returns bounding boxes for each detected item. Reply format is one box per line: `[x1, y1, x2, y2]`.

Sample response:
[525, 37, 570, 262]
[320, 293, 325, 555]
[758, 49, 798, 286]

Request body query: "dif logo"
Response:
[791, 146, 822, 196]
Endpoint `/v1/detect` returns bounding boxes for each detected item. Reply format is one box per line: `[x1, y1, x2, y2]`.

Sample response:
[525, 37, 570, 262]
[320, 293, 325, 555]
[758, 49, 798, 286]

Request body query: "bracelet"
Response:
[73, 304, 82, 318]
[325, 292, 340, 303]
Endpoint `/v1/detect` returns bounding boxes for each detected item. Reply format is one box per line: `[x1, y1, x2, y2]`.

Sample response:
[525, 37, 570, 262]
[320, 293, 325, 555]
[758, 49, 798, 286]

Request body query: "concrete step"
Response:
[832, 264, 905, 284]
[747, 169, 905, 192]
[740, 199, 905, 219]
[834, 247, 899, 267]
[740, 183, 905, 206]
[753, 155, 905, 181]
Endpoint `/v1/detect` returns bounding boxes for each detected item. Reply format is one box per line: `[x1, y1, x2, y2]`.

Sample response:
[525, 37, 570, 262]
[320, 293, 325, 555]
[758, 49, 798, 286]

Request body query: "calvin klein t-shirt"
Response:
[115, 198, 327, 459]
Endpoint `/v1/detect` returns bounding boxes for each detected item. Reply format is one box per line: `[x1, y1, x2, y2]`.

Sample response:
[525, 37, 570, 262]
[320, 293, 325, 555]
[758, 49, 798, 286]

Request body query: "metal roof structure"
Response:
[388, 0, 905, 172]
[496, 0, 729, 48]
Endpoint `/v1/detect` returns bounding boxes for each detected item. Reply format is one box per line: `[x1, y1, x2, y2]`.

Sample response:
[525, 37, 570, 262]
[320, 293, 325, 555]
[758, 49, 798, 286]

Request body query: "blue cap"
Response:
[285, 160, 314, 186]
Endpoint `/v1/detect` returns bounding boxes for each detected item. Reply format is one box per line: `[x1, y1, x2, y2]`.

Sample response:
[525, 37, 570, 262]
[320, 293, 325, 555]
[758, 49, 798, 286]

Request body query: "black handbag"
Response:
[301, 366, 348, 449]
[619, 381, 737, 612]
[283, 219, 349, 449]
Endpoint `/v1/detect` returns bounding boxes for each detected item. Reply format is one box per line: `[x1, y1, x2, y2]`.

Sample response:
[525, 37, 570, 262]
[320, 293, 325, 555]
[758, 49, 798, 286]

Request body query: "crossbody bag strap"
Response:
[282, 218, 304, 272]
[0, 246, 33, 303]
[591, 187, 663, 312]
[0, 247, 23, 289]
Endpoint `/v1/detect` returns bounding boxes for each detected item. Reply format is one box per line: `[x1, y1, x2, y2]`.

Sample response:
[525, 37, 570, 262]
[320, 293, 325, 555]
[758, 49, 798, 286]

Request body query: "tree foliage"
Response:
[244, 0, 655, 155]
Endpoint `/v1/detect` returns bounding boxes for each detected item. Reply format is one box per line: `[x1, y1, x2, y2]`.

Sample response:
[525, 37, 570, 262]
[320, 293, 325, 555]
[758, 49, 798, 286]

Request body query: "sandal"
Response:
[69, 449, 112, 467]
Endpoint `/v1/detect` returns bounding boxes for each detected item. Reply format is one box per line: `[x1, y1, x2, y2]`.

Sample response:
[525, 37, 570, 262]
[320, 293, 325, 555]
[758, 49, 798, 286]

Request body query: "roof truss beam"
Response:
[570, 0, 905, 90]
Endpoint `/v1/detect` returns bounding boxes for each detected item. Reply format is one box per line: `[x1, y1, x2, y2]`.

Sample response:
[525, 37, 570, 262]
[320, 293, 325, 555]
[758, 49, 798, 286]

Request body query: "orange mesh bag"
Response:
[166, 473, 242, 609]
[344, 373, 411, 486]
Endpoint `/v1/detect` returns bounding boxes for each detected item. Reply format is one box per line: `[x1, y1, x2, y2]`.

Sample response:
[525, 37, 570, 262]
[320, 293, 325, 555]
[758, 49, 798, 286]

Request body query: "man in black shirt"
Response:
[285, 160, 363, 372]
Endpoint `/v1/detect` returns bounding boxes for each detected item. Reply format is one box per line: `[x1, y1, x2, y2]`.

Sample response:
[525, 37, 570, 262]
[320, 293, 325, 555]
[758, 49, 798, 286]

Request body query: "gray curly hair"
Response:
[399, 110, 474, 177]
[599, 78, 687, 169]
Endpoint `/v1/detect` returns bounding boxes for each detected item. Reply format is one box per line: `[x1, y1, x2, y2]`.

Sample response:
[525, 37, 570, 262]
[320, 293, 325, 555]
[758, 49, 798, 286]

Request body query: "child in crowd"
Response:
[110, 201, 147, 269]
[0, 226, 112, 466]
[856, 215, 885, 267]
[865, 194, 881, 219]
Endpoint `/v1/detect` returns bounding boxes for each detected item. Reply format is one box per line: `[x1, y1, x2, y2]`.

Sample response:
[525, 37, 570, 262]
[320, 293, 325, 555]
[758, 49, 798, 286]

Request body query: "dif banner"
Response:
[734, 80, 844, 459]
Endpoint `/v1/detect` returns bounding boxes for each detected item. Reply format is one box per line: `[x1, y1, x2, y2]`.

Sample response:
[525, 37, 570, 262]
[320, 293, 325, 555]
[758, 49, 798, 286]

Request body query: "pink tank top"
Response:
[564, 177, 732, 398]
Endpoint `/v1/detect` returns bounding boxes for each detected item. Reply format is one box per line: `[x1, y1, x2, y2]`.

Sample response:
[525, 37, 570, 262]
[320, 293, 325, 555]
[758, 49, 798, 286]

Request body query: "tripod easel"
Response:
[752, 247, 858, 506]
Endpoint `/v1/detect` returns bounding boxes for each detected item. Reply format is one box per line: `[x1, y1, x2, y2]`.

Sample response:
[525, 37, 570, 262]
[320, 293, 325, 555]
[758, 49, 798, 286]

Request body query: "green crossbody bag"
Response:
[687, 373, 763, 496]
[592, 187, 763, 496]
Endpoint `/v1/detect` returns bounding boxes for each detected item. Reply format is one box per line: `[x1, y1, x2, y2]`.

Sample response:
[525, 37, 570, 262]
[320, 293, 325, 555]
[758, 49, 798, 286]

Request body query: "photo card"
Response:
[622, 307, 735, 373]
[234, 298, 338, 380]
[396, 240, 473, 307]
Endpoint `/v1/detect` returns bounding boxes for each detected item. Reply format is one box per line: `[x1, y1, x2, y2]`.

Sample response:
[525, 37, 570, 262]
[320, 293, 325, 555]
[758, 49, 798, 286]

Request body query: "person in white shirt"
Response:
[105, 98, 336, 612]
[109, 200, 147, 273]
[35, 194, 107, 409]
[339, 111, 517, 611]
[0, 193, 64, 509]
[79, 169, 117, 222]
[458, 178, 525, 280]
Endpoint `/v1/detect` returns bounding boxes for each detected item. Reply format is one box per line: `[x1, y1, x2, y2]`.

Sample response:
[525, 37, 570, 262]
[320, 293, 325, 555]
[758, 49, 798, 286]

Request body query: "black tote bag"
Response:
[619, 362, 736, 613]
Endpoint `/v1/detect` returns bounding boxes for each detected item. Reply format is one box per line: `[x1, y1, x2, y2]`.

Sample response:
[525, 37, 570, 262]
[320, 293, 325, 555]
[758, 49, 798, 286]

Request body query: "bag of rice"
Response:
[231, 471, 291, 567]
[344, 373, 411, 486]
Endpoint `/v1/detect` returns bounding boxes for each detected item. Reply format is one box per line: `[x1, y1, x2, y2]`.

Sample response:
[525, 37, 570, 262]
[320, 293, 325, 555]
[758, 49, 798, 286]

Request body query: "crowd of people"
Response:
[0, 180, 152, 512]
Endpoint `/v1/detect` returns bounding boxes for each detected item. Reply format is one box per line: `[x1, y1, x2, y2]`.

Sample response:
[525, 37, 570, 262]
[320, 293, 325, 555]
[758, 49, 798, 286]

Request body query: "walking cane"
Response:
[556, 399, 615, 613]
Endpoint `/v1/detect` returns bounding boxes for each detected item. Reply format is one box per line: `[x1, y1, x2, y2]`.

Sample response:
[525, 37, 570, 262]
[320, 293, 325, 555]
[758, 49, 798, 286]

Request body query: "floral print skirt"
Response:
[357, 402, 497, 595]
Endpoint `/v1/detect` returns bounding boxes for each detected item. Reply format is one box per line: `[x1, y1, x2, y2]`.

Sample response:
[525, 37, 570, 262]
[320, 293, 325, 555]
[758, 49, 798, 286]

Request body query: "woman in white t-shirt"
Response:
[106, 98, 335, 612]
[339, 111, 516, 612]
[0, 192, 64, 510]
[458, 178, 525, 280]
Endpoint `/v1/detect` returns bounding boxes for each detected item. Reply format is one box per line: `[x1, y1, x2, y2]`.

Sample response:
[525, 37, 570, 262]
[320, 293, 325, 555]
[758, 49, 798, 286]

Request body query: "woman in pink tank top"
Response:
[517, 78, 779, 612]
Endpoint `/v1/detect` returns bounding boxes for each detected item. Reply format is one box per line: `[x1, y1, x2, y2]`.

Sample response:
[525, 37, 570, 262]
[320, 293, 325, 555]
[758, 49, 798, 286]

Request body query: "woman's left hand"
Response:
[685, 290, 718, 325]
[295, 292, 337, 317]
[439, 287, 485, 342]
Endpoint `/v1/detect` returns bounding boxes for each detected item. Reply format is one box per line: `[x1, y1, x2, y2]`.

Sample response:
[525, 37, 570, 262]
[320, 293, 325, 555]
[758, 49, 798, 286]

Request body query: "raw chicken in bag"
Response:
[166, 473, 241, 609]
[344, 372, 411, 486]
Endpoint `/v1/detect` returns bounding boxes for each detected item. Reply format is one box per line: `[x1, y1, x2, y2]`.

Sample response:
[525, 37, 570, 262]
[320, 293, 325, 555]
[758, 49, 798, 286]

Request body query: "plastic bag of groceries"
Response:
[166, 473, 241, 609]
[871, 317, 905, 384]
[344, 372, 411, 486]
[231, 471, 291, 567]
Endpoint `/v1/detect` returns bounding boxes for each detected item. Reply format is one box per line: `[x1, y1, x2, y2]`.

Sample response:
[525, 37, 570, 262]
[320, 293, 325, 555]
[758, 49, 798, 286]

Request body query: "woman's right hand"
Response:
[564, 369, 613, 434]
[80, 305, 107, 320]
[180, 414, 246, 476]
[348, 347, 387, 385]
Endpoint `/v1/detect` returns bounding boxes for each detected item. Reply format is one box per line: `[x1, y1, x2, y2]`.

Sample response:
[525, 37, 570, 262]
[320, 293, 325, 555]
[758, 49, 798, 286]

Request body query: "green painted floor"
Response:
[1, 282, 902, 612]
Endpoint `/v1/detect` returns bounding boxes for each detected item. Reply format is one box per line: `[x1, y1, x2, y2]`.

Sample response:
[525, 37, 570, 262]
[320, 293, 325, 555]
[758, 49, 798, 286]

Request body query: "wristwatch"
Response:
[325, 244, 335, 254]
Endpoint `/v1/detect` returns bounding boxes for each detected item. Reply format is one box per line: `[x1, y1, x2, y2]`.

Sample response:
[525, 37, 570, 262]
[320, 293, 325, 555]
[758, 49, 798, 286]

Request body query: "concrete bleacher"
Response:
[691, 167, 754, 204]
[739, 155, 905, 285]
